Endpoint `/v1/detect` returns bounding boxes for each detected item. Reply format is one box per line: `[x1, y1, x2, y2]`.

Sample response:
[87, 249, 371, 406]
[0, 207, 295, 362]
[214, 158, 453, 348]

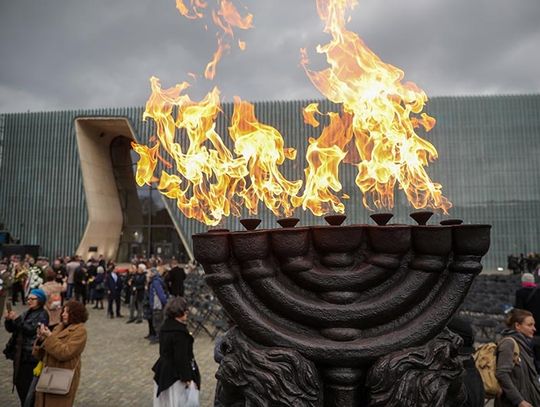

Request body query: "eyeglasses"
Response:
[28, 297, 38, 301]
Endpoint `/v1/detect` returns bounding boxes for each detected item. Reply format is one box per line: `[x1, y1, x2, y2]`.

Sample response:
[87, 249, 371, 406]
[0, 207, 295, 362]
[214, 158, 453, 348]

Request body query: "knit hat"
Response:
[522, 273, 535, 284]
[30, 288, 47, 305]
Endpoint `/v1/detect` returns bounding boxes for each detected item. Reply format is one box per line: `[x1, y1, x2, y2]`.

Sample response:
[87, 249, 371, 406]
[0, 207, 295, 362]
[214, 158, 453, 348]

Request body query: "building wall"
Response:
[0, 95, 539, 269]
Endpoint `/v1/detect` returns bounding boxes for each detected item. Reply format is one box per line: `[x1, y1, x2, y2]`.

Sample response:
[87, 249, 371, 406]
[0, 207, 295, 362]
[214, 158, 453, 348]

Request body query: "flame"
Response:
[229, 97, 302, 217]
[176, 0, 206, 19]
[177, 0, 253, 80]
[303, 102, 322, 128]
[134, 77, 301, 225]
[292, 111, 353, 215]
[131, 142, 159, 186]
[301, 0, 451, 213]
[138, 77, 248, 226]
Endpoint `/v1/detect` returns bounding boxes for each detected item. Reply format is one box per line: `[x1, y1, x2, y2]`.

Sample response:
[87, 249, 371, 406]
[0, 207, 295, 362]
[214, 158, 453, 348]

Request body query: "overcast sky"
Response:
[1, 0, 539, 114]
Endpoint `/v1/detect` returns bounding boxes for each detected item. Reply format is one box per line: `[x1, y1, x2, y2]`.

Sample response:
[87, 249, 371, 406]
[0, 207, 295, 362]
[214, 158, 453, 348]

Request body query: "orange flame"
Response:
[136, 77, 248, 226]
[301, 0, 451, 213]
[229, 97, 302, 217]
[177, 0, 253, 80]
[131, 142, 159, 186]
[292, 110, 353, 215]
[134, 77, 301, 225]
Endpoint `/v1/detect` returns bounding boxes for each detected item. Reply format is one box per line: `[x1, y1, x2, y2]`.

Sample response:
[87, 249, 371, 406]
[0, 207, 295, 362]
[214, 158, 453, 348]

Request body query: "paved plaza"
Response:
[0, 303, 218, 407]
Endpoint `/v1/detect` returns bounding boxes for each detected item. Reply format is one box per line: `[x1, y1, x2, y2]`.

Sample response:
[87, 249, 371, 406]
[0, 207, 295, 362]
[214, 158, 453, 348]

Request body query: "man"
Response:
[515, 272, 540, 370]
[65, 255, 80, 299]
[166, 258, 186, 297]
[106, 267, 124, 318]
[127, 264, 146, 323]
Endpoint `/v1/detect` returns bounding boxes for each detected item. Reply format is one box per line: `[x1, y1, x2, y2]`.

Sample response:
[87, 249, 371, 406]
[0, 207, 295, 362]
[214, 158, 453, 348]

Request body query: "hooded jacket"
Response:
[495, 329, 540, 407]
[152, 318, 200, 397]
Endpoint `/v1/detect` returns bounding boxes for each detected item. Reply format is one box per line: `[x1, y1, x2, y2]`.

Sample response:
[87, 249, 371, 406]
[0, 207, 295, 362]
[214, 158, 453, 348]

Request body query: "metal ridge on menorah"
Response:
[193, 212, 491, 407]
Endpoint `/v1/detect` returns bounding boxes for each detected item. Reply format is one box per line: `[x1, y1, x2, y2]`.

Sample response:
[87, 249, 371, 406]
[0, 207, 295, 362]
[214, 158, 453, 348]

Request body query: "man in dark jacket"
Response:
[165, 259, 186, 297]
[127, 264, 147, 324]
[515, 272, 540, 370]
[106, 268, 123, 318]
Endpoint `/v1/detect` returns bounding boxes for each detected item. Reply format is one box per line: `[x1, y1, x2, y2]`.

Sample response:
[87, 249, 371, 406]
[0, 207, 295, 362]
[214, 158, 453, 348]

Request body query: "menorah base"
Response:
[214, 328, 467, 407]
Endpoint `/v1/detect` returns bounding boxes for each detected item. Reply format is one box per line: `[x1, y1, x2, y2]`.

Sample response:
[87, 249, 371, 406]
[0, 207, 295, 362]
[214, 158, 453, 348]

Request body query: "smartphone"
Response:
[6, 301, 12, 313]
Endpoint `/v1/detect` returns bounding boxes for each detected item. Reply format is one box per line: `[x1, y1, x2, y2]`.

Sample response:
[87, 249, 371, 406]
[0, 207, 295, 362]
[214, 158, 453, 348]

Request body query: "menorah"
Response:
[193, 212, 491, 407]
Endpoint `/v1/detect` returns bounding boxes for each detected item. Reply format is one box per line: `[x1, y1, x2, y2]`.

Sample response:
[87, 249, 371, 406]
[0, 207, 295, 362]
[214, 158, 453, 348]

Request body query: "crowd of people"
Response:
[0, 253, 201, 406]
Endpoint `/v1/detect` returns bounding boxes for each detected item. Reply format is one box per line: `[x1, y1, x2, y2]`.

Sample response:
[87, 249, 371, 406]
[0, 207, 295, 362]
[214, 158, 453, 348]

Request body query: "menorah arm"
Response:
[243, 268, 439, 328]
[208, 271, 474, 365]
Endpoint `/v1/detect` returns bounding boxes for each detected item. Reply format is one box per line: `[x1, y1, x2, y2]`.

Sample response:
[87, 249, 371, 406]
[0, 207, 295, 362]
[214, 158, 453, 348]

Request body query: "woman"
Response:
[33, 300, 88, 407]
[92, 266, 105, 310]
[39, 269, 67, 330]
[152, 297, 200, 407]
[3, 288, 49, 405]
[495, 308, 540, 407]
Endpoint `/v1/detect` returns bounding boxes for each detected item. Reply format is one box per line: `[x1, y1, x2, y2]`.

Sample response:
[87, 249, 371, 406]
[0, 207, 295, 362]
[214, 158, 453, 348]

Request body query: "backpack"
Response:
[473, 337, 520, 399]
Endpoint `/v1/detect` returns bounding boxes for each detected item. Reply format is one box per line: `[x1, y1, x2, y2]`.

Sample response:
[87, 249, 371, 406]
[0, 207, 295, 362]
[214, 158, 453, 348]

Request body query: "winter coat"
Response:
[33, 322, 87, 407]
[3, 307, 49, 385]
[149, 274, 168, 310]
[495, 330, 540, 407]
[93, 273, 105, 300]
[515, 287, 540, 338]
[166, 266, 186, 297]
[152, 318, 200, 397]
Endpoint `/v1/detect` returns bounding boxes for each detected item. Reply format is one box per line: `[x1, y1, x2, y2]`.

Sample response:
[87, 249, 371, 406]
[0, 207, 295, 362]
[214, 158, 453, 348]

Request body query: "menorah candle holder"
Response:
[193, 214, 491, 407]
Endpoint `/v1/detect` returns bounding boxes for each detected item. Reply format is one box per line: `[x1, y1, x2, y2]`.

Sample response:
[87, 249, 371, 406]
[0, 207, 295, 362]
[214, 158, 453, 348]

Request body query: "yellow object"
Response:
[33, 361, 43, 376]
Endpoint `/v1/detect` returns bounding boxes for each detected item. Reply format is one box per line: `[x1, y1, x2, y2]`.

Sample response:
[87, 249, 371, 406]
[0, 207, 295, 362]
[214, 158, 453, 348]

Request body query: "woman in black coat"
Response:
[152, 296, 200, 406]
[3, 288, 49, 405]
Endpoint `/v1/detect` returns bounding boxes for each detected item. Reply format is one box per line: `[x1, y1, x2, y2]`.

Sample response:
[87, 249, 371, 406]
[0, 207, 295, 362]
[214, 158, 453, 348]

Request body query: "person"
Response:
[92, 266, 106, 310]
[495, 308, 540, 407]
[515, 273, 540, 370]
[106, 266, 123, 318]
[73, 264, 88, 305]
[65, 256, 80, 300]
[3, 288, 49, 405]
[127, 264, 147, 324]
[447, 316, 485, 406]
[12, 261, 27, 306]
[152, 297, 200, 406]
[148, 267, 168, 344]
[33, 299, 88, 407]
[40, 269, 67, 330]
[166, 259, 186, 297]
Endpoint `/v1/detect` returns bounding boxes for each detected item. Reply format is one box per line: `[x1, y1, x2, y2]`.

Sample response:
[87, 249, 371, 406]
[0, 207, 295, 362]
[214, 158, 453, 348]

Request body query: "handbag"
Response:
[35, 359, 79, 395]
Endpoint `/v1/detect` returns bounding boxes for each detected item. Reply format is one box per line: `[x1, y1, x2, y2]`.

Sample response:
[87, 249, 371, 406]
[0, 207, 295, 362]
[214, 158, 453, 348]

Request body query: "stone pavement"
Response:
[0, 303, 218, 407]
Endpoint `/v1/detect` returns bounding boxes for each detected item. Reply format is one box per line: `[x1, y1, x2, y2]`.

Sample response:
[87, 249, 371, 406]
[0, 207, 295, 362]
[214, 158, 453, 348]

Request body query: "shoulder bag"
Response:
[35, 358, 80, 395]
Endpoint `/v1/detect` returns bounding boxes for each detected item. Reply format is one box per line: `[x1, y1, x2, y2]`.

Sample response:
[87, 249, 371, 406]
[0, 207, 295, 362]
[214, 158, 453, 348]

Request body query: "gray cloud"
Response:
[1, 0, 539, 113]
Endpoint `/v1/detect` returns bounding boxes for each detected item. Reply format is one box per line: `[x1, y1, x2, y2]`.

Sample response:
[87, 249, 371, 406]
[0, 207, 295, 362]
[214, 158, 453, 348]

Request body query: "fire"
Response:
[133, 77, 301, 225]
[131, 142, 159, 186]
[293, 109, 353, 215]
[229, 97, 302, 217]
[176, 0, 253, 80]
[133, 0, 452, 226]
[301, 0, 451, 213]
[138, 77, 248, 226]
